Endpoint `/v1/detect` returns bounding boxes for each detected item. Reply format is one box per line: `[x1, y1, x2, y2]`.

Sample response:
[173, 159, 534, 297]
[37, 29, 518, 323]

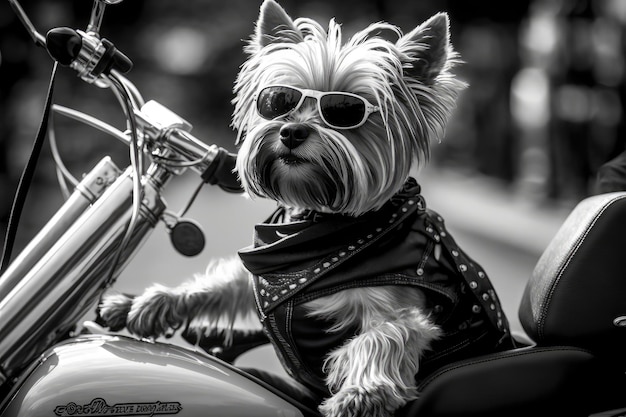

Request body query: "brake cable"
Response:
[0, 62, 59, 273]
[48, 110, 80, 200]
[103, 71, 145, 284]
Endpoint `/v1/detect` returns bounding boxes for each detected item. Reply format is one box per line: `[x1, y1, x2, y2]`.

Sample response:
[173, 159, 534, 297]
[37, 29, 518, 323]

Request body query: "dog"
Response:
[99, 1, 512, 416]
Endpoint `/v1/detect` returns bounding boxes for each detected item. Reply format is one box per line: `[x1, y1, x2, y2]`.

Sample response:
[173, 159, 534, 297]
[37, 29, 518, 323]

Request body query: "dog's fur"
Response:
[100, 1, 469, 416]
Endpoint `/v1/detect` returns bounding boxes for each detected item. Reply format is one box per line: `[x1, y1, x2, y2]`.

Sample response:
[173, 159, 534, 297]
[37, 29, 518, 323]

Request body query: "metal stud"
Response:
[469, 281, 478, 289]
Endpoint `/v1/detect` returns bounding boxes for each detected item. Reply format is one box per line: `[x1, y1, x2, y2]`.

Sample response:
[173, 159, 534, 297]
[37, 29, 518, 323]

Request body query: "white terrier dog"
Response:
[100, 1, 512, 415]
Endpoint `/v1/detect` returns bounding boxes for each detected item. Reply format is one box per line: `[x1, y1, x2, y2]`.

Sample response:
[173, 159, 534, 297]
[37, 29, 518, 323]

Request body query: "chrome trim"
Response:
[71, 30, 107, 84]
[0, 164, 169, 380]
[0, 157, 121, 302]
[135, 100, 220, 174]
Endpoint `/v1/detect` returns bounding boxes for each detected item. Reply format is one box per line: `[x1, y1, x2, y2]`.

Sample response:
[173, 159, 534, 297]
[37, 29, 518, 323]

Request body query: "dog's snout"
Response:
[280, 123, 309, 149]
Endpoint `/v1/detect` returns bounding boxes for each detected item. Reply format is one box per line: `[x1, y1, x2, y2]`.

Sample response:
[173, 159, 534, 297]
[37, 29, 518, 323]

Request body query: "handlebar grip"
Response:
[201, 148, 243, 193]
[46, 27, 82, 65]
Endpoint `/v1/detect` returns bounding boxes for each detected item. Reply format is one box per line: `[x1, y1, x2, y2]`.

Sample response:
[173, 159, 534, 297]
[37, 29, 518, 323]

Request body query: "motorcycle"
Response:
[0, 1, 625, 416]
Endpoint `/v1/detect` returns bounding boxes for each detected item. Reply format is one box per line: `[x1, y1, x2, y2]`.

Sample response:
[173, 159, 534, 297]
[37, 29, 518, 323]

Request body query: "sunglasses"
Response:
[255, 85, 380, 130]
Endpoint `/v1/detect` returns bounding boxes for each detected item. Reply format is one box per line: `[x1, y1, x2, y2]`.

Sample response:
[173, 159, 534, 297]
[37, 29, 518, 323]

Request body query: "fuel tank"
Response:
[0, 334, 304, 417]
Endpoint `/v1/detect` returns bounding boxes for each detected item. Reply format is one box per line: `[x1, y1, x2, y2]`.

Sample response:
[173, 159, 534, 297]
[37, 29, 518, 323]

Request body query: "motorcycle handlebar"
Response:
[53, 99, 244, 193]
[164, 129, 242, 193]
[10, 0, 243, 193]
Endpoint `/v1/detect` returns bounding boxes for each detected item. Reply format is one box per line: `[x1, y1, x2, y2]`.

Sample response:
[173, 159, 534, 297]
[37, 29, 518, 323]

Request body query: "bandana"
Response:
[239, 178, 426, 316]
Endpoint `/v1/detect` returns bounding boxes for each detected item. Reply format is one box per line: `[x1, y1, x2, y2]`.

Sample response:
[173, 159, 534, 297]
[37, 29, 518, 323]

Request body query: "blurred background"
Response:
[0, 0, 625, 367]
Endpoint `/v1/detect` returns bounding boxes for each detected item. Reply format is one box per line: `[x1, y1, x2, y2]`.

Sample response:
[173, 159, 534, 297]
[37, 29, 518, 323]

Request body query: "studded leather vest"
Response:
[238, 178, 512, 394]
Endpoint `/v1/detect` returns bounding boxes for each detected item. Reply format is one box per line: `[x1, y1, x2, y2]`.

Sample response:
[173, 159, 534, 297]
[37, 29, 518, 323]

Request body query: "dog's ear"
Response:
[396, 13, 452, 84]
[249, 0, 304, 53]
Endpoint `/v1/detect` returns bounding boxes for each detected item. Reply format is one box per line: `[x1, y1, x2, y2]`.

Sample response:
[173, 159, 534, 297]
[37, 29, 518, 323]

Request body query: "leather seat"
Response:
[519, 192, 626, 360]
[399, 192, 626, 416]
[400, 345, 620, 417]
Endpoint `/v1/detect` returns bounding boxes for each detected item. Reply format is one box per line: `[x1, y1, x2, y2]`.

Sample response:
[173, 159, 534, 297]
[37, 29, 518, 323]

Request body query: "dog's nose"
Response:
[279, 123, 309, 149]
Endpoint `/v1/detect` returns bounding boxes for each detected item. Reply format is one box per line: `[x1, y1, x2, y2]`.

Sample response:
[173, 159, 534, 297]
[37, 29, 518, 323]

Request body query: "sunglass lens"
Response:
[319, 94, 366, 128]
[257, 86, 302, 120]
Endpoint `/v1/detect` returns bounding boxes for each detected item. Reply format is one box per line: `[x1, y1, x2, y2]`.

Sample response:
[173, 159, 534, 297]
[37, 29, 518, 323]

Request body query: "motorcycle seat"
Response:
[399, 344, 623, 417]
[519, 191, 626, 363]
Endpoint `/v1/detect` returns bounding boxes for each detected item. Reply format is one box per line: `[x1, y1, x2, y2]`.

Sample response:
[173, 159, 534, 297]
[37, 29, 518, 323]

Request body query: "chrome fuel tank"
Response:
[0, 335, 304, 417]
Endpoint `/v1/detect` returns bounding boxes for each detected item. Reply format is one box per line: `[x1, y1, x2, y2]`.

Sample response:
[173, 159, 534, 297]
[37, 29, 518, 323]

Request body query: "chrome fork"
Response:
[0, 160, 171, 385]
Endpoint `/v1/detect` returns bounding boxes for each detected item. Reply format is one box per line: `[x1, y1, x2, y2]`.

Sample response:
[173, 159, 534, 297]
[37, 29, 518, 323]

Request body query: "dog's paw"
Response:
[98, 293, 134, 331]
[319, 385, 410, 417]
[125, 285, 186, 339]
